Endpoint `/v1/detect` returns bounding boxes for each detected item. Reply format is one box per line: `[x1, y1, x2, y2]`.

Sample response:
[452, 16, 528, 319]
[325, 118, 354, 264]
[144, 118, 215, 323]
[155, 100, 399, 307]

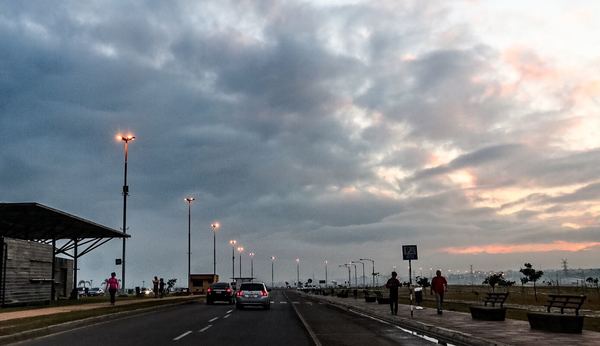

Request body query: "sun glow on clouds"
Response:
[443, 241, 600, 255]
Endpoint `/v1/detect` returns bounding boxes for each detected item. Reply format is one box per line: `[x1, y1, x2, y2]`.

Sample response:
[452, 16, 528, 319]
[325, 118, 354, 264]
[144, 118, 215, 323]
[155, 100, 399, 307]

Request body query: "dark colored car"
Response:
[207, 282, 234, 304]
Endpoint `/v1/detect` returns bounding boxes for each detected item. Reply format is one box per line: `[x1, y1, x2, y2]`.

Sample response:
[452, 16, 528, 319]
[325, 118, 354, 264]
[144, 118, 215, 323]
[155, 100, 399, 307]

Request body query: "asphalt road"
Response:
[17, 290, 435, 346]
[286, 290, 434, 346]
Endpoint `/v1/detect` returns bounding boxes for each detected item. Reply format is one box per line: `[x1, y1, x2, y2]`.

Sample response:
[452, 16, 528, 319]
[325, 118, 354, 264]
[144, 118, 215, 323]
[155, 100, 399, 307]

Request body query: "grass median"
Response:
[0, 296, 203, 337]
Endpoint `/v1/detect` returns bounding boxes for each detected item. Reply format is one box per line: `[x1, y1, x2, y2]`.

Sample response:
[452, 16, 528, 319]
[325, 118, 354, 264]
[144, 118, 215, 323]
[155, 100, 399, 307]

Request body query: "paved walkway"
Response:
[303, 293, 600, 346]
[0, 296, 198, 322]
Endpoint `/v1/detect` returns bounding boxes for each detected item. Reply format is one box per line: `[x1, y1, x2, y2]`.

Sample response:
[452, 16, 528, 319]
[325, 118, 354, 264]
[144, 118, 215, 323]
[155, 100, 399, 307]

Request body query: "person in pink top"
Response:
[105, 272, 120, 306]
[430, 270, 448, 315]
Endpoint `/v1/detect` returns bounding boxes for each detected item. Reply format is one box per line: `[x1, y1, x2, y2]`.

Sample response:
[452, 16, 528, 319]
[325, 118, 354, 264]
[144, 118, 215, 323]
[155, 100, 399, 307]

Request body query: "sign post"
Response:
[402, 245, 418, 318]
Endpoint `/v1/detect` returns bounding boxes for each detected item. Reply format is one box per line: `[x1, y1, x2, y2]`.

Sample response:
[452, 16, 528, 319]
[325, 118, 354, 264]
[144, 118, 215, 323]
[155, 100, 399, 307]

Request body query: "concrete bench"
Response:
[363, 290, 377, 303]
[374, 291, 389, 304]
[470, 292, 509, 321]
[527, 294, 586, 333]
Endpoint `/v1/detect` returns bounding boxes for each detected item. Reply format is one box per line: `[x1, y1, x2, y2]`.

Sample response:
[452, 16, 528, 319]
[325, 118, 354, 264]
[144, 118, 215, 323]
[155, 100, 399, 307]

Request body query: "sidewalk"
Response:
[0, 295, 199, 322]
[303, 293, 600, 346]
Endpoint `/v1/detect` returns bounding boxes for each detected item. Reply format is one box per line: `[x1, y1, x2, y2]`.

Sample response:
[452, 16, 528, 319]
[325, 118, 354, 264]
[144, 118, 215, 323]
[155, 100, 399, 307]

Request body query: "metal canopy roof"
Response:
[0, 203, 129, 240]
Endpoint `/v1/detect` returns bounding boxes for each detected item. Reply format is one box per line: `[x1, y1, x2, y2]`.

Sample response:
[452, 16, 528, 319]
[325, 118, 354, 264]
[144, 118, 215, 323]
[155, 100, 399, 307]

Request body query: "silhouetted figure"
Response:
[431, 270, 448, 314]
[386, 271, 400, 315]
[105, 272, 119, 306]
[153, 276, 159, 298]
[159, 278, 165, 298]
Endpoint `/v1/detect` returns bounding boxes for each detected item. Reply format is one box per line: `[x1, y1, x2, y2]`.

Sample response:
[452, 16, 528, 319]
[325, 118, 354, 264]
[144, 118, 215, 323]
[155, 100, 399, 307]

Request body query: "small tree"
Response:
[167, 278, 177, 292]
[520, 263, 543, 301]
[483, 272, 505, 292]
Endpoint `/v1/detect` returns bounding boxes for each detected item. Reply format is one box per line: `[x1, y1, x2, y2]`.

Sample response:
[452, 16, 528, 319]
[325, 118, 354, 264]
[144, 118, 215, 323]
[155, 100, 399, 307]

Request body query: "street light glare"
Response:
[237, 246, 244, 253]
[211, 222, 220, 229]
[229, 239, 236, 245]
[185, 197, 195, 202]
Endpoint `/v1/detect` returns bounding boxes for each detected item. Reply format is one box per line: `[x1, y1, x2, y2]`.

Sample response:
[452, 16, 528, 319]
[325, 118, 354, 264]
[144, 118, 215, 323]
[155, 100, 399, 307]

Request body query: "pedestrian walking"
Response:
[159, 278, 165, 298]
[431, 270, 448, 314]
[153, 276, 159, 298]
[105, 272, 119, 306]
[385, 271, 400, 315]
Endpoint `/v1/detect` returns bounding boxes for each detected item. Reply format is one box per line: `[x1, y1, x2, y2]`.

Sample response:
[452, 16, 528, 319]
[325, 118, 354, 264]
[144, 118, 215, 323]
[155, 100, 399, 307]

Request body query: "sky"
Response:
[1, 0, 600, 288]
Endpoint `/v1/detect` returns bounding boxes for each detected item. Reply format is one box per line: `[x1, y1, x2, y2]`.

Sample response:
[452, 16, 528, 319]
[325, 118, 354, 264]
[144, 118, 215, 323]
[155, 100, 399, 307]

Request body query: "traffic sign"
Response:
[402, 245, 418, 260]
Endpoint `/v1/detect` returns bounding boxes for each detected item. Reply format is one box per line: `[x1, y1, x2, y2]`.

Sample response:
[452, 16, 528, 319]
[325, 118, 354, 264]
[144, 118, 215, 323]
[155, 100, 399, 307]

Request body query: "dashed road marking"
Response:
[280, 301, 287, 304]
[226, 309, 233, 313]
[292, 301, 300, 304]
[208, 317, 219, 323]
[199, 325, 213, 333]
[223, 314, 231, 319]
[173, 331, 192, 341]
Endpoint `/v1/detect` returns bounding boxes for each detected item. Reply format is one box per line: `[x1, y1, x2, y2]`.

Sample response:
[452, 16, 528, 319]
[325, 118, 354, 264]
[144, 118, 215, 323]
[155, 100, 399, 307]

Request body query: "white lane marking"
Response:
[208, 317, 219, 323]
[173, 331, 192, 341]
[280, 301, 287, 304]
[199, 325, 213, 333]
[223, 314, 231, 319]
[293, 301, 300, 304]
[226, 309, 233, 314]
[270, 300, 275, 303]
[348, 309, 444, 344]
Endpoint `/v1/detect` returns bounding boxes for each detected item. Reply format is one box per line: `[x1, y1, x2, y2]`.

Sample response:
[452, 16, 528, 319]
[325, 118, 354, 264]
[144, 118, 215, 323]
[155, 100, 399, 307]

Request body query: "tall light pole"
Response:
[229, 240, 237, 280]
[211, 223, 219, 277]
[339, 264, 351, 288]
[117, 133, 134, 293]
[324, 260, 328, 287]
[271, 256, 276, 288]
[237, 246, 244, 279]
[352, 260, 365, 287]
[185, 197, 195, 291]
[360, 258, 375, 288]
[349, 263, 357, 288]
[249, 252, 255, 280]
[296, 258, 300, 287]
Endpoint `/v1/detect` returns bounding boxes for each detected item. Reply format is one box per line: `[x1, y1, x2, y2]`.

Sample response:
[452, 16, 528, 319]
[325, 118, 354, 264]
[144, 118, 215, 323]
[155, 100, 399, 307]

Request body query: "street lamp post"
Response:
[237, 246, 244, 279]
[324, 260, 328, 287]
[349, 263, 357, 288]
[185, 197, 195, 291]
[229, 240, 237, 280]
[339, 264, 351, 288]
[211, 223, 219, 277]
[352, 260, 365, 287]
[117, 133, 134, 293]
[360, 258, 375, 288]
[296, 258, 300, 288]
[249, 252, 255, 280]
[271, 256, 276, 288]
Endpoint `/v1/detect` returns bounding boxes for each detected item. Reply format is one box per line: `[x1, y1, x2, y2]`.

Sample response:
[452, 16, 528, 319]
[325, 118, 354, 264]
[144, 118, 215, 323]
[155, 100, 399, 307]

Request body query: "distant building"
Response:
[189, 274, 219, 294]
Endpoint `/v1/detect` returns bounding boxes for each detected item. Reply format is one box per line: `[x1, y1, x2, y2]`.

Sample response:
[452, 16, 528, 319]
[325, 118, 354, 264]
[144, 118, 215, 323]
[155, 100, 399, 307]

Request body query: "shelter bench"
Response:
[363, 290, 377, 303]
[375, 291, 389, 304]
[527, 294, 586, 333]
[469, 292, 509, 321]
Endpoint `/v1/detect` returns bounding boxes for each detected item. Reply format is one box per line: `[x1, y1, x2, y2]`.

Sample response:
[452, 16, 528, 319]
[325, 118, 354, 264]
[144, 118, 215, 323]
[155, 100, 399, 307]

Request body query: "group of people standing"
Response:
[152, 276, 166, 298]
[385, 269, 448, 316]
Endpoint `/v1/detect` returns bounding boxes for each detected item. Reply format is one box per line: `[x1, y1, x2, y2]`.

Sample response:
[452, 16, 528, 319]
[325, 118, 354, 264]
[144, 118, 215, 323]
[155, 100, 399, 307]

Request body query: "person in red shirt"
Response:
[105, 272, 120, 306]
[385, 271, 401, 315]
[430, 270, 448, 314]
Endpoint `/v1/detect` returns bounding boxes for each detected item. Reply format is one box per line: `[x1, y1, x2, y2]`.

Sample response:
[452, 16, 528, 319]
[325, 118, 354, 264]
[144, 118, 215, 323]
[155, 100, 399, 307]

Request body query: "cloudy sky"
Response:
[2, 0, 600, 288]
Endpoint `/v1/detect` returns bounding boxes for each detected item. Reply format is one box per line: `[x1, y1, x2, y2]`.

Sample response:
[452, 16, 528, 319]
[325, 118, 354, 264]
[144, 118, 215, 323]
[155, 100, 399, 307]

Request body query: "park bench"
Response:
[374, 291, 389, 304]
[469, 292, 509, 321]
[527, 294, 586, 333]
[363, 290, 376, 303]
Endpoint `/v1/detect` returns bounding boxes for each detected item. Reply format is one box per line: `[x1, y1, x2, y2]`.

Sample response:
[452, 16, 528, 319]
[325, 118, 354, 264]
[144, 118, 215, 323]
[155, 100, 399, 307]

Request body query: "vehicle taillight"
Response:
[207, 288, 212, 294]
[261, 290, 268, 297]
[237, 290, 244, 297]
[226, 288, 232, 293]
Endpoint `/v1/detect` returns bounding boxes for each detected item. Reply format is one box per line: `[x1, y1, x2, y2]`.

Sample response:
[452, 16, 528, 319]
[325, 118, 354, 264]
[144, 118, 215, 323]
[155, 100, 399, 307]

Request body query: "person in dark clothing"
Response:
[159, 278, 165, 298]
[385, 271, 400, 315]
[431, 270, 448, 314]
[153, 276, 159, 298]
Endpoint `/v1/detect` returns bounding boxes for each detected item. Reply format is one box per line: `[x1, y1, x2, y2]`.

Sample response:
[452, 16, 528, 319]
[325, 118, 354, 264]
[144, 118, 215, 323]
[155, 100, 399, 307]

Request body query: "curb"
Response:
[301, 293, 509, 346]
[1, 298, 200, 345]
